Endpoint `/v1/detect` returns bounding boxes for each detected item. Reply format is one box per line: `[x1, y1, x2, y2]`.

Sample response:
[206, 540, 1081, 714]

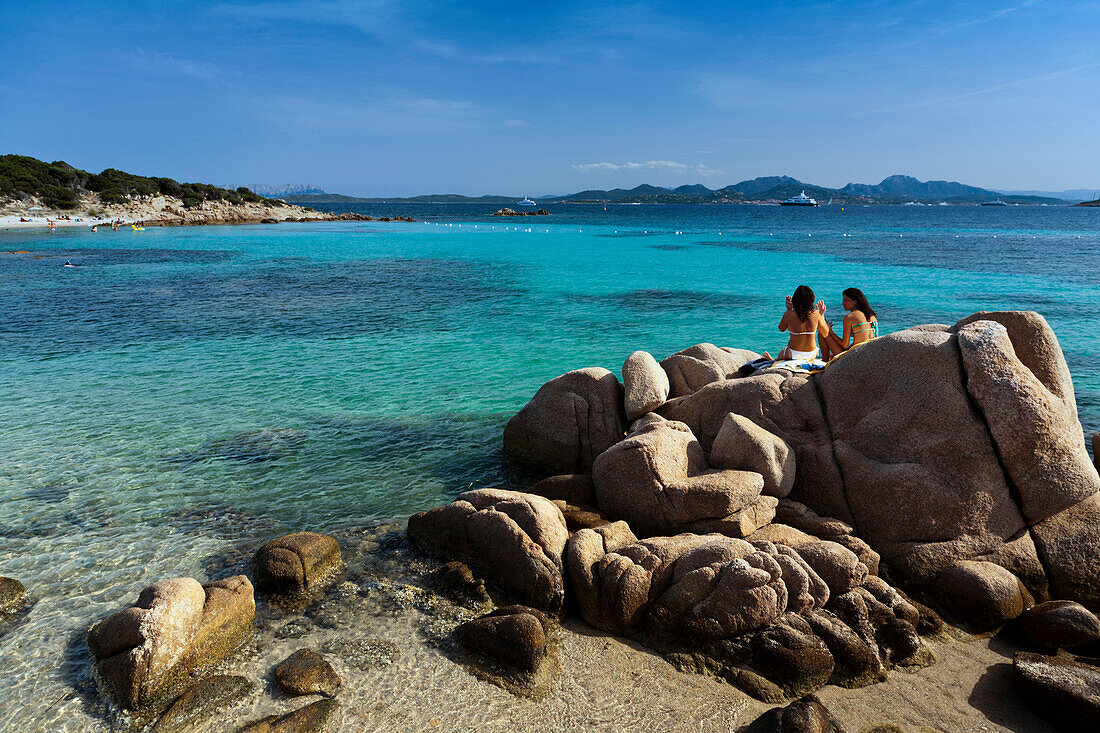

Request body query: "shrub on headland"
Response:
[0, 154, 285, 209]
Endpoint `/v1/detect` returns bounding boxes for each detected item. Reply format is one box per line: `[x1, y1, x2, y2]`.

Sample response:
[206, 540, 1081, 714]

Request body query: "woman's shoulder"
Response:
[846, 309, 866, 323]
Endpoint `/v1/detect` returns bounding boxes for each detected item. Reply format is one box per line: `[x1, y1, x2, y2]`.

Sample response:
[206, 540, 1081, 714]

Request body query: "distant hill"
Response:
[287, 174, 1072, 206]
[541, 175, 1068, 205]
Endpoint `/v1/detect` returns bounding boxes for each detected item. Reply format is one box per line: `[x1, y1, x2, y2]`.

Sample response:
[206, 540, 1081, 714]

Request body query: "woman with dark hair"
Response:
[763, 285, 829, 361]
[819, 287, 878, 360]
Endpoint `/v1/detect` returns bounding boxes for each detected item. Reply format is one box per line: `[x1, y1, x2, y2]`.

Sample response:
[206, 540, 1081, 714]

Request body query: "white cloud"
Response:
[571, 160, 721, 176]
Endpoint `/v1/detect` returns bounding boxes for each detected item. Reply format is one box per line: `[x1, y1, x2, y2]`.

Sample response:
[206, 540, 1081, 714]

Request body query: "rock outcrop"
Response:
[253, 533, 342, 596]
[407, 489, 568, 614]
[88, 576, 255, 711]
[504, 368, 627, 473]
[592, 418, 776, 537]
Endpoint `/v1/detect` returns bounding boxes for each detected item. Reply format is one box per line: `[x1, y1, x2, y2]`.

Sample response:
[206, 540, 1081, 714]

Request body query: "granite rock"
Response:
[710, 412, 796, 498]
[622, 350, 670, 420]
[253, 533, 342, 596]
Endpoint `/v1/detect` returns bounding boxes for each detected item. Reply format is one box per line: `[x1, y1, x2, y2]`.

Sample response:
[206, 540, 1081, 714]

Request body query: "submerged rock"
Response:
[0, 576, 28, 614]
[273, 649, 341, 697]
[152, 675, 253, 733]
[180, 428, 308, 463]
[429, 561, 490, 606]
[253, 532, 343, 597]
[408, 489, 568, 614]
[87, 575, 255, 711]
[236, 698, 338, 733]
[1013, 651, 1100, 730]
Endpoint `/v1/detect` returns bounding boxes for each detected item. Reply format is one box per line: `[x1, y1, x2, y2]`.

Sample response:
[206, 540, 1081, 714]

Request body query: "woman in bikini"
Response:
[762, 285, 829, 361]
[819, 287, 878, 360]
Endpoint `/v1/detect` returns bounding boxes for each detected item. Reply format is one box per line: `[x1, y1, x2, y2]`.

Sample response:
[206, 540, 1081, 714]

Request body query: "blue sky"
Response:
[1, 0, 1097, 194]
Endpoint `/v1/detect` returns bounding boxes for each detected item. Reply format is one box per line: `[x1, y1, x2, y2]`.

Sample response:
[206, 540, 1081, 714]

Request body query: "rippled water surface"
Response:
[1, 203, 1098, 730]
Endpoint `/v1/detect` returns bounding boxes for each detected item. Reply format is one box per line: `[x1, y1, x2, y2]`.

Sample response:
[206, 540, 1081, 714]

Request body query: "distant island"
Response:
[0, 155, 378, 228]
[282, 174, 1077, 206]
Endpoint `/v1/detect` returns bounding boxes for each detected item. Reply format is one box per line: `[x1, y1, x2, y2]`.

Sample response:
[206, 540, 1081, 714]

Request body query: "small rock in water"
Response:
[253, 532, 343, 597]
[235, 698, 338, 732]
[746, 693, 844, 732]
[1016, 600, 1100, 650]
[152, 675, 253, 733]
[0, 577, 29, 615]
[455, 605, 550, 673]
[273, 649, 342, 697]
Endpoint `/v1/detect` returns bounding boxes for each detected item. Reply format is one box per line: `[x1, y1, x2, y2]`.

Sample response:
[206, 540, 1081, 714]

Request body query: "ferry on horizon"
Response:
[980, 199, 1009, 206]
[780, 191, 819, 207]
[516, 196, 537, 207]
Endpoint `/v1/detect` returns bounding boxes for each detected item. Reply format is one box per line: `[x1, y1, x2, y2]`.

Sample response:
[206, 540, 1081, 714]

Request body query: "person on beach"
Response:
[819, 287, 878, 360]
[762, 285, 829, 361]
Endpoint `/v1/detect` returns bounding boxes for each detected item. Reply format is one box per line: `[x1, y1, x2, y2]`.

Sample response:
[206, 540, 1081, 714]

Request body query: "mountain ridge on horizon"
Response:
[283, 174, 1074, 205]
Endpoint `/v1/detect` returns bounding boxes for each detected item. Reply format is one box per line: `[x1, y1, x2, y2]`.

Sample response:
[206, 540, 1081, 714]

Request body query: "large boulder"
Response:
[710, 413, 796, 497]
[407, 489, 569, 614]
[592, 418, 774, 537]
[253, 532, 342, 596]
[814, 329, 1042, 589]
[1013, 651, 1100, 730]
[748, 694, 843, 732]
[622, 350, 670, 420]
[933, 560, 1033, 628]
[1031, 492, 1100, 610]
[659, 343, 758, 398]
[503, 368, 627, 473]
[88, 576, 255, 711]
[956, 319, 1098, 523]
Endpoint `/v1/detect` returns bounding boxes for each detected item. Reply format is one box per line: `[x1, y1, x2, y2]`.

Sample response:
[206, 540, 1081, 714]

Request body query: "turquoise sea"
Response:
[2, 203, 1099, 729]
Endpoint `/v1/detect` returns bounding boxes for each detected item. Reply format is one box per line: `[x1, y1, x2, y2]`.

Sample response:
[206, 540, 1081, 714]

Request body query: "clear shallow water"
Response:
[1, 203, 1098, 729]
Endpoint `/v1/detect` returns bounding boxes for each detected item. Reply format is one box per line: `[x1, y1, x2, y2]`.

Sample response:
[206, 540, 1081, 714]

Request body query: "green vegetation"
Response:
[0, 154, 279, 209]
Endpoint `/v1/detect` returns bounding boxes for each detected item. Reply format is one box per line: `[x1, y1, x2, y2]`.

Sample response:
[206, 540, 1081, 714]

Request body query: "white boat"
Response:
[516, 196, 537, 207]
[980, 199, 1009, 206]
[780, 191, 819, 207]
[903, 201, 924, 206]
